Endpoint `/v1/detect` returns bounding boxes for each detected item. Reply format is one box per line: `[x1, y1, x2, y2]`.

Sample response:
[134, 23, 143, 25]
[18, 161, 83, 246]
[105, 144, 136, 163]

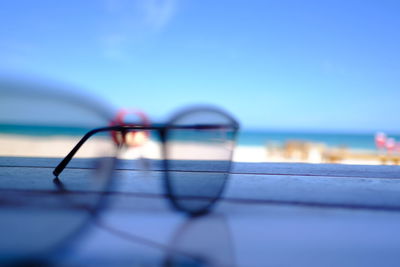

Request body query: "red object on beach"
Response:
[385, 137, 396, 153]
[375, 132, 387, 149]
[110, 109, 150, 147]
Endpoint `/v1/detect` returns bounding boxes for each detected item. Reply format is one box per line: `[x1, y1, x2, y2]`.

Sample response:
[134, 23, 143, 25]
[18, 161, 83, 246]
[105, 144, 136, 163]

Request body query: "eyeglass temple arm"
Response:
[53, 126, 116, 177]
[53, 124, 238, 177]
[53, 124, 163, 177]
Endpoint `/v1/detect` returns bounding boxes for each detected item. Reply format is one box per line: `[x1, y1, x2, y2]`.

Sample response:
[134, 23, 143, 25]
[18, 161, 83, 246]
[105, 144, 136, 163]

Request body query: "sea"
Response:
[237, 130, 398, 150]
[0, 124, 397, 151]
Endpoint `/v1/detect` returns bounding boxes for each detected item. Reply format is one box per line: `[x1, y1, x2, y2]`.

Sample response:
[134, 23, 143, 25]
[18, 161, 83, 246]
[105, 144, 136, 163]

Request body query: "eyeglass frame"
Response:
[53, 107, 240, 215]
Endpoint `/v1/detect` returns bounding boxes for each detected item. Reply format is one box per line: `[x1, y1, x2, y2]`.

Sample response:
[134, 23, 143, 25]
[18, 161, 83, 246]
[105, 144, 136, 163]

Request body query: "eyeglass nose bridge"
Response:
[112, 128, 151, 148]
[110, 109, 151, 148]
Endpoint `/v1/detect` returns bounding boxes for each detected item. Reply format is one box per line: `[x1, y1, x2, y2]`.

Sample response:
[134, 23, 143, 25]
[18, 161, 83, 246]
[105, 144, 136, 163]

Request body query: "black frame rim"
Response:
[162, 105, 239, 216]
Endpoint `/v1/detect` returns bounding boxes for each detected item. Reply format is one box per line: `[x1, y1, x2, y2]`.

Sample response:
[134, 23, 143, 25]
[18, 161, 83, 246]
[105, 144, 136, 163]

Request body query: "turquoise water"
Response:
[238, 130, 399, 150]
[1, 124, 397, 150]
[0, 124, 91, 136]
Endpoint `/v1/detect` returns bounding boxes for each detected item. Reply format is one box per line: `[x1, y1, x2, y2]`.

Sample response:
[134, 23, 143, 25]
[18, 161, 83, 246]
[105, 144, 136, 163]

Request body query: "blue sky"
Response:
[1, 0, 399, 132]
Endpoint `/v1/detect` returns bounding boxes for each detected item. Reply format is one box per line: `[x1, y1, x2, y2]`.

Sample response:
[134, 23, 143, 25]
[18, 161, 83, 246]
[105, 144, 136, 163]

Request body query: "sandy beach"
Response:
[0, 133, 392, 165]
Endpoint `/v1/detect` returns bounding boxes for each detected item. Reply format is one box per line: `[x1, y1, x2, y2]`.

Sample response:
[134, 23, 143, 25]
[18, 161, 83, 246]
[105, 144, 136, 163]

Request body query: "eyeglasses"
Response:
[53, 106, 240, 215]
[0, 77, 239, 263]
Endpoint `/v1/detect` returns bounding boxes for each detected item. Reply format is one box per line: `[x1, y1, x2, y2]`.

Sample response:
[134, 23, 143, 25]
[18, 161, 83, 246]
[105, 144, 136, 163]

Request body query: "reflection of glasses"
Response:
[54, 107, 240, 215]
[0, 78, 239, 263]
